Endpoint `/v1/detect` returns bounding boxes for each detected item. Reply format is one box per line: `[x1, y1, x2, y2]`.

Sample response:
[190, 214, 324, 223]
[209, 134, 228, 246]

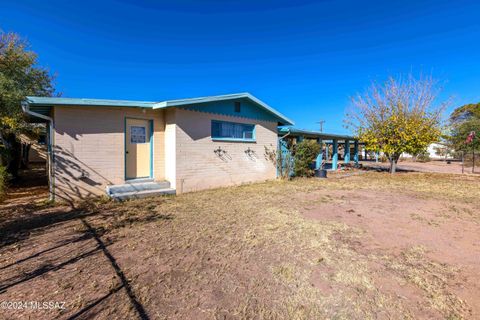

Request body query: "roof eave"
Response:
[279, 127, 357, 140]
[152, 92, 294, 126]
[24, 96, 156, 108]
[24, 93, 295, 125]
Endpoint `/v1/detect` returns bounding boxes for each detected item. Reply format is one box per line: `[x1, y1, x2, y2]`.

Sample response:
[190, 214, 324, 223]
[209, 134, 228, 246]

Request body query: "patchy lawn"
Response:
[0, 171, 479, 319]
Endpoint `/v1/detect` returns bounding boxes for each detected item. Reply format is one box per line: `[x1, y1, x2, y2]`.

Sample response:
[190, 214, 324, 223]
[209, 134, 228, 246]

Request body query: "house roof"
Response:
[278, 127, 357, 141]
[24, 93, 294, 126]
[25, 96, 156, 108]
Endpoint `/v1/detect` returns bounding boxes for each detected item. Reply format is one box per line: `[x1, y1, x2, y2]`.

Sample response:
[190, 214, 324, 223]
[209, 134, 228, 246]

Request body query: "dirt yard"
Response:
[0, 170, 479, 319]
[360, 159, 476, 175]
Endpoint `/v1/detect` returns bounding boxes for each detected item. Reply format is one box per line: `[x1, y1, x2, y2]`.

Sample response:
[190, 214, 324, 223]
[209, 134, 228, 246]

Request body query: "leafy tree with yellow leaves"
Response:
[346, 74, 446, 173]
[0, 31, 55, 177]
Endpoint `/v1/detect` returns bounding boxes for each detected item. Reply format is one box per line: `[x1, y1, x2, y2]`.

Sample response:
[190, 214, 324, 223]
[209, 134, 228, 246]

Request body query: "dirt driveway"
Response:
[0, 170, 479, 319]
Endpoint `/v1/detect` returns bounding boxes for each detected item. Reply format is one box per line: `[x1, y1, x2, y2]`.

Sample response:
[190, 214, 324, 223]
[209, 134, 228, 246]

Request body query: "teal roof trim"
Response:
[153, 93, 294, 126]
[30, 105, 52, 116]
[279, 127, 357, 141]
[25, 93, 294, 126]
[25, 96, 156, 108]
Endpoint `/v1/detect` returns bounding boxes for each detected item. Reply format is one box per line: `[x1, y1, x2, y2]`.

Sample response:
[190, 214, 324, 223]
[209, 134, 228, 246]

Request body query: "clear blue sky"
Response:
[1, 0, 479, 134]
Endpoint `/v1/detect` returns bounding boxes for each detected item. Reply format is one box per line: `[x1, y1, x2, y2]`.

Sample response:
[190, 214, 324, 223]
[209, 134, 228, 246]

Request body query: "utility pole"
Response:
[316, 120, 325, 132]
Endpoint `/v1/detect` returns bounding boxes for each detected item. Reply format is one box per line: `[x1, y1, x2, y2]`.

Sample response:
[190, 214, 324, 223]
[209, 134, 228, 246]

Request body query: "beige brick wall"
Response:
[51, 105, 279, 200]
[174, 108, 278, 193]
[53, 106, 165, 201]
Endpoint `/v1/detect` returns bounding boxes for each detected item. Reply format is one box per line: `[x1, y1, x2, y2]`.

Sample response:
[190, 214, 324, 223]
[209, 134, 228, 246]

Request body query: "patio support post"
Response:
[354, 140, 359, 165]
[325, 143, 329, 160]
[375, 151, 379, 163]
[364, 148, 367, 160]
[344, 139, 350, 164]
[332, 139, 338, 170]
[316, 138, 323, 169]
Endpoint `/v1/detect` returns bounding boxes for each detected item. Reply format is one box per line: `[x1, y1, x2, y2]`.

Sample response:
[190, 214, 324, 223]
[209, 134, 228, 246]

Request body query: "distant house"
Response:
[426, 143, 451, 159]
[23, 93, 294, 202]
[400, 142, 451, 160]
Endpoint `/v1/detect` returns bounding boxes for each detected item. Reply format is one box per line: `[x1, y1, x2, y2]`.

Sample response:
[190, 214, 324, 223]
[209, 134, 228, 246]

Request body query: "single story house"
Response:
[22, 93, 294, 202]
[400, 143, 451, 160]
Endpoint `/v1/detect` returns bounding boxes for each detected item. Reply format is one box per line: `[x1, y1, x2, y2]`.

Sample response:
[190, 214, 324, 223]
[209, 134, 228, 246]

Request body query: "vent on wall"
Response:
[234, 101, 241, 113]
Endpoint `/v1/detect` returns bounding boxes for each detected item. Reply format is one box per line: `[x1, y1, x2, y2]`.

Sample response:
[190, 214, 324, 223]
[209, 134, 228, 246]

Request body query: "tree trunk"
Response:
[389, 154, 399, 174]
[3, 133, 21, 178]
[389, 159, 395, 173]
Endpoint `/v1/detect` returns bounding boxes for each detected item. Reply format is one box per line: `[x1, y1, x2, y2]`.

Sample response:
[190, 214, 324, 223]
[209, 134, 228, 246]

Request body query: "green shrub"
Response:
[294, 140, 320, 177]
[0, 165, 8, 201]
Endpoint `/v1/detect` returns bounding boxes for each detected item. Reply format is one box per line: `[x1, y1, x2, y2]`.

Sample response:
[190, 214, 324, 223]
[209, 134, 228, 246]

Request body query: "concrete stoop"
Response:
[106, 179, 176, 201]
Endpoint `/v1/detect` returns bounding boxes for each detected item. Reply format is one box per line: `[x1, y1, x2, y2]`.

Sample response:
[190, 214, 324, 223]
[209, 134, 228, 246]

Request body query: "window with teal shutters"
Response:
[211, 120, 255, 141]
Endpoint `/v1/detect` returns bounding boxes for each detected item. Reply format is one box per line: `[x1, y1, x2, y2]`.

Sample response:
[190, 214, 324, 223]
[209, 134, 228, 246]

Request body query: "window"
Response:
[211, 120, 255, 141]
[234, 101, 241, 113]
[130, 126, 146, 144]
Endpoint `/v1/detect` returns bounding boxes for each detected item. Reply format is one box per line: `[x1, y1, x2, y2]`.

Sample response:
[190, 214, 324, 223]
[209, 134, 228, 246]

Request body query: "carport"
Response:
[278, 127, 363, 171]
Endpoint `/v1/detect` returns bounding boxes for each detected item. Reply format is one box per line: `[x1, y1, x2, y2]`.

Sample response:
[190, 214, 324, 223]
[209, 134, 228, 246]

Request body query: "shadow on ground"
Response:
[0, 166, 162, 319]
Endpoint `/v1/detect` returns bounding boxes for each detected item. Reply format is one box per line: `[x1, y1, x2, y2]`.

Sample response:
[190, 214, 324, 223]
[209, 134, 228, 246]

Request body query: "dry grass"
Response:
[0, 171, 479, 319]
[323, 171, 480, 202]
[383, 246, 470, 319]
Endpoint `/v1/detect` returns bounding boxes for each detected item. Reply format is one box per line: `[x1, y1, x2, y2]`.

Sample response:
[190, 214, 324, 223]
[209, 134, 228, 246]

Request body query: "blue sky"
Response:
[1, 0, 479, 134]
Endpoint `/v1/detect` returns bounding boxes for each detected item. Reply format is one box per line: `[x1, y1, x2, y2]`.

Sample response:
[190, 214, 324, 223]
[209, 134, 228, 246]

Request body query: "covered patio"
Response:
[278, 127, 366, 171]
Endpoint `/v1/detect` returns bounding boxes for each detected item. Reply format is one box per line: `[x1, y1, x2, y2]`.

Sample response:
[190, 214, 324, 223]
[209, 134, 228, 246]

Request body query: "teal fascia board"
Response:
[180, 98, 284, 124]
[26, 96, 156, 108]
[153, 93, 294, 126]
[278, 127, 357, 141]
[25, 92, 294, 126]
[29, 105, 52, 116]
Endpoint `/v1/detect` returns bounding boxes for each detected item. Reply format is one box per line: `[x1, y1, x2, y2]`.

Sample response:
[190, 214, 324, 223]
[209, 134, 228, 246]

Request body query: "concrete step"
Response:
[110, 188, 176, 201]
[106, 180, 171, 194]
[106, 180, 175, 201]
